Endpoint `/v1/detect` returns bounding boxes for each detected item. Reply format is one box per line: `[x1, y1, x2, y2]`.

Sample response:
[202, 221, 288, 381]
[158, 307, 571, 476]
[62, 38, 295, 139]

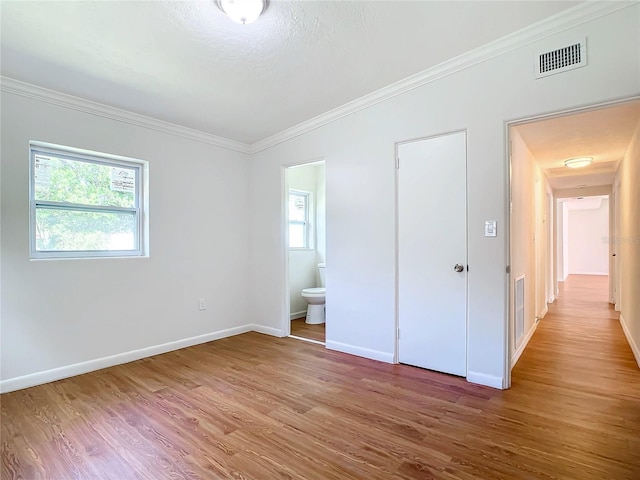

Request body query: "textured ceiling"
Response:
[514, 100, 640, 189]
[1, 1, 579, 144]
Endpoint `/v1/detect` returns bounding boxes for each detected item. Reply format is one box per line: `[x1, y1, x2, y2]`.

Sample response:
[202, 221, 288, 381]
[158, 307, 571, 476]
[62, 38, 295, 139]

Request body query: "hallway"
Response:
[511, 274, 640, 477]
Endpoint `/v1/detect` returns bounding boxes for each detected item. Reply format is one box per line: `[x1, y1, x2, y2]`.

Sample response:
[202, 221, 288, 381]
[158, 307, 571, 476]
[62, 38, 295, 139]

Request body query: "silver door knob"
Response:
[454, 264, 464, 272]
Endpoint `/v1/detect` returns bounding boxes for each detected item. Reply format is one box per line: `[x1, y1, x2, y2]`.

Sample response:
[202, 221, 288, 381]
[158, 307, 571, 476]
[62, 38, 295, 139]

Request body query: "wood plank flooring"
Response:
[2, 275, 639, 479]
[290, 317, 325, 343]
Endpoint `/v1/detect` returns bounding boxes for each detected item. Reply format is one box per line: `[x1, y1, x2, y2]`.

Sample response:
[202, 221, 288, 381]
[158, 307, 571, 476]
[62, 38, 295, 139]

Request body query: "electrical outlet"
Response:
[198, 297, 206, 311]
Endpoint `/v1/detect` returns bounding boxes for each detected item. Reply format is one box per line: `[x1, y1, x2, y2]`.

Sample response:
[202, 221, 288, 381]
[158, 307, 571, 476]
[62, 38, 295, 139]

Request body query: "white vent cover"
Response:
[535, 38, 587, 79]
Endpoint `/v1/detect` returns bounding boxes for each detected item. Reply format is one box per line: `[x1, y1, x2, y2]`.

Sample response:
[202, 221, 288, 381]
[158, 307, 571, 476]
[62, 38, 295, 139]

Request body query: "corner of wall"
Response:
[467, 371, 505, 390]
[619, 315, 640, 368]
[325, 341, 394, 364]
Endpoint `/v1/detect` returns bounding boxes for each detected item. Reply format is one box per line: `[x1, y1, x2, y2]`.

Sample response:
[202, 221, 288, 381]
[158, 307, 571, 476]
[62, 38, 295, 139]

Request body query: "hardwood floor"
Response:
[290, 317, 325, 343]
[2, 275, 639, 479]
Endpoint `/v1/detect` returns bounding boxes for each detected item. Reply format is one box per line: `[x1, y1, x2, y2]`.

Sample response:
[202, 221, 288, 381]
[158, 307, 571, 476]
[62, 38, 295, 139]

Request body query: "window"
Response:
[29, 142, 147, 259]
[289, 190, 311, 249]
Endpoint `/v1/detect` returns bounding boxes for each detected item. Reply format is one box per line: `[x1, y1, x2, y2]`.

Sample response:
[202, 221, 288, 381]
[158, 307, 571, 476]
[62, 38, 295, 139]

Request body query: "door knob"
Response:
[454, 264, 464, 272]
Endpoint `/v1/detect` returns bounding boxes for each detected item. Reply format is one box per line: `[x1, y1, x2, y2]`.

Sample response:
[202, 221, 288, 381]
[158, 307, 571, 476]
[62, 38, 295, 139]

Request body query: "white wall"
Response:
[510, 128, 535, 356]
[546, 192, 555, 304]
[556, 201, 565, 282]
[249, 6, 640, 386]
[315, 165, 326, 264]
[287, 163, 325, 318]
[562, 202, 570, 280]
[510, 128, 551, 363]
[1, 92, 251, 390]
[568, 198, 610, 275]
[616, 121, 640, 367]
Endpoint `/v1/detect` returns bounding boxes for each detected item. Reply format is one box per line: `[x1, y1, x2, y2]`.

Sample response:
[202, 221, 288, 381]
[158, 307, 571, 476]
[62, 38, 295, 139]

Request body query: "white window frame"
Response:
[29, 141, 148, 259]
[289, 189, 313, 250]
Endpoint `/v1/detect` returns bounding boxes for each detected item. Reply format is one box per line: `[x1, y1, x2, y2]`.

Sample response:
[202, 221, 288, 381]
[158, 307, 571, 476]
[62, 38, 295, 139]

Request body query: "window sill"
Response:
[30, 254, 150, 261]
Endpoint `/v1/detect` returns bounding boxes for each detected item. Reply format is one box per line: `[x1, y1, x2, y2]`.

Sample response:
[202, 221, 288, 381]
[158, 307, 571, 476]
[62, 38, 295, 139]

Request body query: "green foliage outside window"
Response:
[34, 155, 138, 252]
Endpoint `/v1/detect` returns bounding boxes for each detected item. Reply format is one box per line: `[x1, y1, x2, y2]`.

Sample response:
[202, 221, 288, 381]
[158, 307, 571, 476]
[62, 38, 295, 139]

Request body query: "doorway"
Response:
[506, 98, 638, 387]
[284, 161, 326, 344]
[396, 130, 468, 377]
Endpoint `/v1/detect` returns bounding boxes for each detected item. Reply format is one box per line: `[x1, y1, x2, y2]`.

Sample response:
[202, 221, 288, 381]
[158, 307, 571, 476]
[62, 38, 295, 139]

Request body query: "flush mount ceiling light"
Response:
[217, 0, 266, 24]
[564, 157, 593, 169]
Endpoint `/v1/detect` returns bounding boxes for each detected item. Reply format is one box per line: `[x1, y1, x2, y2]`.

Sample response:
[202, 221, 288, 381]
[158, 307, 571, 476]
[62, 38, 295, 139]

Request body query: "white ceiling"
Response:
[0, 1, 579, 144]
[514, 100, 640, 190]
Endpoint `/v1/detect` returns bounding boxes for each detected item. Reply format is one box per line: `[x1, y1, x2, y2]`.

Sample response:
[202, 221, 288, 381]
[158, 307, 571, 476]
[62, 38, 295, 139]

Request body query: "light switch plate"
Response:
[485, 220, 497, 237]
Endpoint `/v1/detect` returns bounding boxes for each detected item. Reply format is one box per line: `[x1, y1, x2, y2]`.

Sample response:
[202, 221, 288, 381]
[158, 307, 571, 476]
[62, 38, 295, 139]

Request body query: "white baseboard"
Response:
[290, 311, 306, 320]
[511, 321, 538, 369]
[325, 340, 394, 364]
[569, 271, 609, 276]
[467, 371, 504, 389]
[540, 305, 548, 320]
[250, 324, 285, 337]
[288, 335, 324, 346]
[619, 315, 640, 368]
[0, 324, 258, 394]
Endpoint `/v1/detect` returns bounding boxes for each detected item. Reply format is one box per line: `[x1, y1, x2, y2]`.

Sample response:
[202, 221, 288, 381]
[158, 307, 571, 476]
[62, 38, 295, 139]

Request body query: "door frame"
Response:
[281, 158, 326, 338]
[394, 129, 469, 370]
[504, 95, 638, 388]
[613, 179, 622, 310]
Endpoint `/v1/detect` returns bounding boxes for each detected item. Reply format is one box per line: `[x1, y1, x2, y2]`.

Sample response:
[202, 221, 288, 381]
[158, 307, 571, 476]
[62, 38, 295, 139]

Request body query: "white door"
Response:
[397, 131, 467, 377]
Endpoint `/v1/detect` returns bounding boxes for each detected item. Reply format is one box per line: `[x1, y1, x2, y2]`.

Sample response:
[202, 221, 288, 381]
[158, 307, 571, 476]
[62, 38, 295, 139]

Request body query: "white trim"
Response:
[0, 325, 257, 394]
[467, 371, 505, 390]
[250, 324, 285, 337]
[0, 77, 251, 154]
[567, 271, 609, 276]
[619, 315, 640, 368]
[250, 1, 634, 153]
[325, 340, 394, 364]
[511, 321, 539, 368]
[290, 311, 307, 320]
[2, 3, 630, 157]
[288, 335, 325, 346]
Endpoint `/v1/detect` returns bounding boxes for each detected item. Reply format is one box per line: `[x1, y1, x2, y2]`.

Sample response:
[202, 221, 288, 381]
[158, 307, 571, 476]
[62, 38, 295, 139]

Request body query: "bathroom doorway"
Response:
[285, 161, 326, 344]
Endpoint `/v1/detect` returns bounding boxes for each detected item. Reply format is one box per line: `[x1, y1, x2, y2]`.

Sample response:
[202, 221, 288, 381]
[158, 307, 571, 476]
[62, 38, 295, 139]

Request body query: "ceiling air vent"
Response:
[535, 38, 587, 79]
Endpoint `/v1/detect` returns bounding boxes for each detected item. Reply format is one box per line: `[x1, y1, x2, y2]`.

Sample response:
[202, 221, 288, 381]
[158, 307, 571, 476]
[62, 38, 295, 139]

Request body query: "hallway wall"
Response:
[568, 198, 610, 275]
[556, 202, 570, 282]
[616, 121, 640, 366]
[510, 128, 551, 363]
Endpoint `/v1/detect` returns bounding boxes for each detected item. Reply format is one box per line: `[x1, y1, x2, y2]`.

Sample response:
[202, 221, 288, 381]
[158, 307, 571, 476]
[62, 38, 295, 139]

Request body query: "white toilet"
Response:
[301, 263, 326, 324]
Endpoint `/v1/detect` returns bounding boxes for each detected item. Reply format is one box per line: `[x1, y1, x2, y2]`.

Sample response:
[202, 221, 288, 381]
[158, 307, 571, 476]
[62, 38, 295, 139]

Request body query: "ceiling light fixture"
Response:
[217, 0, 266, 25]
[564, 157, 593, 169]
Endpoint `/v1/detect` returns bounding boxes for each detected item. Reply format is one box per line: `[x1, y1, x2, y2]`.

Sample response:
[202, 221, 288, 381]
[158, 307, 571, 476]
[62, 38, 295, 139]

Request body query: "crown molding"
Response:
[249, 1, 636, 154]
[2, 1, 634, 156]
[0, 77, 252, 154]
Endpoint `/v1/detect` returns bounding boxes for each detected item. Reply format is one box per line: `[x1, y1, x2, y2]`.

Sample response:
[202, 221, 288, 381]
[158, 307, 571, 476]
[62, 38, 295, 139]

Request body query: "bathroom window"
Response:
[29, 142, 148, 259]
[289, 190, 311, 249]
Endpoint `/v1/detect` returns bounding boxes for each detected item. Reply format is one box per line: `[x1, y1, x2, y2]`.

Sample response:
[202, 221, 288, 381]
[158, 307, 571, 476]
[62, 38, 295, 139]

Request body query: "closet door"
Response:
[397, 131, 467, 377]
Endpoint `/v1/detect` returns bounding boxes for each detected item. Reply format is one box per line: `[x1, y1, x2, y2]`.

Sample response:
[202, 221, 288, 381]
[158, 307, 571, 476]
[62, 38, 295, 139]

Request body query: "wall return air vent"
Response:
[535, 38, 587, 79]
